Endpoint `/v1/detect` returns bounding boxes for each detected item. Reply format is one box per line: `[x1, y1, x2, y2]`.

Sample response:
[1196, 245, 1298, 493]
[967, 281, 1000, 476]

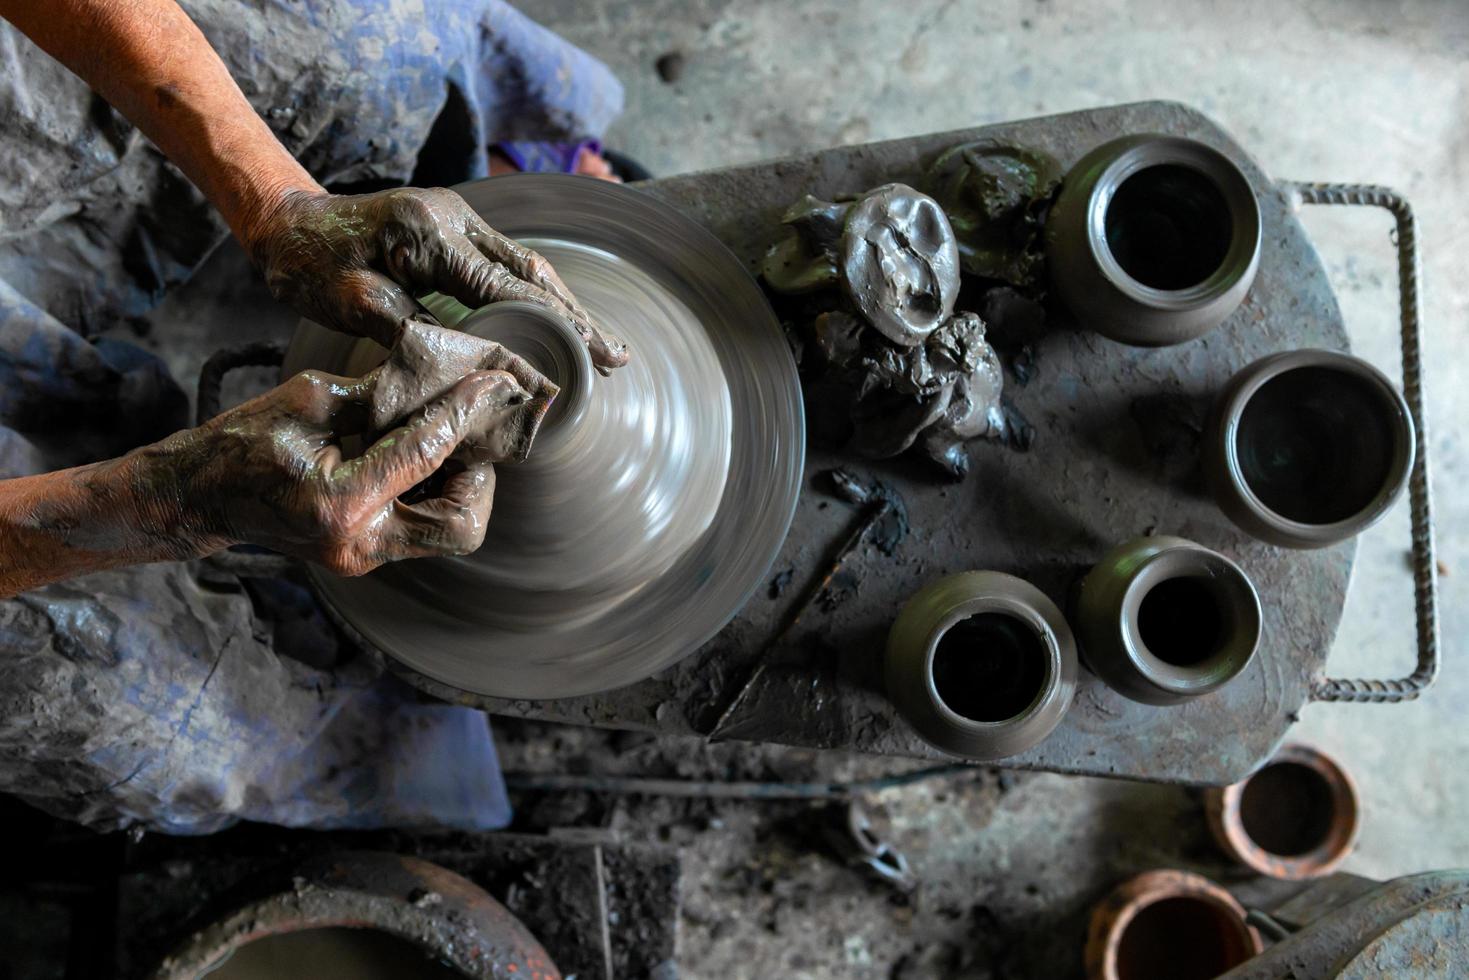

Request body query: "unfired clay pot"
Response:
[1046, 134, 1261, 346]
[1085, 869, 1262, 980]
[1206, 349, 1415, 549]
[885, 571, 1077, 761]
[1074, 536, 1261, 706]
[1204, 742, 1360, 881]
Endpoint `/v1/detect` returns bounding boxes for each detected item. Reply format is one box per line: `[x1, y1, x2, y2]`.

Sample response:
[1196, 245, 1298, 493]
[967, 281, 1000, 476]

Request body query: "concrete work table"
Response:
[465, 101, 1365, 785]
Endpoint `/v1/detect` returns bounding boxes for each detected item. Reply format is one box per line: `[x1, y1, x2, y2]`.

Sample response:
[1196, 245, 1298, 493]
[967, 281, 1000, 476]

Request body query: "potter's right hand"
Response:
[154, 367, 525, 575]
[245, 186, 631, 375]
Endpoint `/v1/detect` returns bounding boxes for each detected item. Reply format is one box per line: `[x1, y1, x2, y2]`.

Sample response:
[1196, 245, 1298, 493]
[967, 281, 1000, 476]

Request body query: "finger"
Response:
[401, 233, 630, 376]
[279, 368, 379, 434]
[324, 267, 438, 347]
[381, 461, 496, 559]
[461, 216, 631, 374]
[336, 371, 523, 503]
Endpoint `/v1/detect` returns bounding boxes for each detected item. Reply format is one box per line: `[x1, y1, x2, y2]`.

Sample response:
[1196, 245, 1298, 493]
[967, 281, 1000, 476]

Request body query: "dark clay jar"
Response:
[1046, 134, 1261, 347]
[1206, 349, 1414, 549]
[1075, 536, 1261, 706]
[885, 571, 1077, 761]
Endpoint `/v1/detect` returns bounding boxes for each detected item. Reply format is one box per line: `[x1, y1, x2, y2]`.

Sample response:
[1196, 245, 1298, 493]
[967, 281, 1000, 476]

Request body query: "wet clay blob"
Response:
[204, 928, 465, 980]
[762, 183, 1012, 477]
[371, 321, 559, 465]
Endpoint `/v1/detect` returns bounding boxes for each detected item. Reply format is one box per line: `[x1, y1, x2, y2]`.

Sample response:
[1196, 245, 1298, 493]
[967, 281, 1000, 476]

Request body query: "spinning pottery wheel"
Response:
[283, 175, 805, 699]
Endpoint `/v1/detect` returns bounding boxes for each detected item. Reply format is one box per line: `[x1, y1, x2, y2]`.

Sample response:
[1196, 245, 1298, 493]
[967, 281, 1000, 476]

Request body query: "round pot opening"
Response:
[1115, 896, 1256, 980]
[1136, 575, 1229, 669]
[1104, 163, 1234, 291]
[205, 927, 466, 979]
[1235, 364, 1400, 526]
[1238, 761, 1336, 858]
[931, 612, 1048, 723]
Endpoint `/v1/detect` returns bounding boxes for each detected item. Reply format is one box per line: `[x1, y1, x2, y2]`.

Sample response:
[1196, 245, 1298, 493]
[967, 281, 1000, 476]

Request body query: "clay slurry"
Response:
[931, 612, 1046, 721]
[1105, 163, 1233, 290]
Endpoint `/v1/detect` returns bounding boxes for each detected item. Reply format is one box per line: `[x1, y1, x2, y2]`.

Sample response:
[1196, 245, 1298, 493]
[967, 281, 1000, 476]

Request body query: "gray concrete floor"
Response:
[517, 0, 1468, 974]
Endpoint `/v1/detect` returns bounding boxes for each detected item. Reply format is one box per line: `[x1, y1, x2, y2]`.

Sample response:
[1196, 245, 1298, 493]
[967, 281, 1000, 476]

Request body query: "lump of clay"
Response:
[763, 184, 959, 347]
[765, 181, 1018, 476]
[923, 140, 1060, 290]
[370, 321, 560, 464]
[847, 312, 1010, 477]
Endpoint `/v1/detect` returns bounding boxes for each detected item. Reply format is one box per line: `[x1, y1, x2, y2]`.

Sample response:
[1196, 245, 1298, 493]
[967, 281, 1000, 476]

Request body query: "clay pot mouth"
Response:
[1117, 548, 1261, 698]
[202, 927, 470, 978]
[1214, 350, 1414, 548]
[1087, 138, 1261, 311]
[925, 600, 1059, 728]
[1087, 870, 1262, 980]
[887, 571, 1078, 761]
[1206, 743, 1360, 880]
[456, 300, 593, 443]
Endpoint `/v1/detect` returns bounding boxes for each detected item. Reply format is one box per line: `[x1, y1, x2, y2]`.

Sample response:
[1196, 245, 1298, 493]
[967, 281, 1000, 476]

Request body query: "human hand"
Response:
[245, 186, 629, 374]
[150, 367, 527, 576]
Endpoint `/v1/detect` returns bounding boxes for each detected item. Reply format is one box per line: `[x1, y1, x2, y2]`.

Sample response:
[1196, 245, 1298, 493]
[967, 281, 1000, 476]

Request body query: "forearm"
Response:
[0, 449, 222, 598]
[0, 0, 321, 250]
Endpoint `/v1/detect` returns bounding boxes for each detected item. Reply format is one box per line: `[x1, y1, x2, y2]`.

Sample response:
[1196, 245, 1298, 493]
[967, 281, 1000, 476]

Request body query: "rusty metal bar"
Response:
[1284, 182, 1439, 702]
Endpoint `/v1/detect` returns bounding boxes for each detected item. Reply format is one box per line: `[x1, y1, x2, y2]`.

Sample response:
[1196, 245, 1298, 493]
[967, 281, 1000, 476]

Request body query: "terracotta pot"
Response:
[151, 852, 558, 980]
[1075, 536, 1261, 706]
[885, 571, 1077, 761]
[1205, 743, 1360, 880]
[1046, 134, 1261, 347]
[1085, 869, 1263, 980]
[1206, 349, 1414, 549]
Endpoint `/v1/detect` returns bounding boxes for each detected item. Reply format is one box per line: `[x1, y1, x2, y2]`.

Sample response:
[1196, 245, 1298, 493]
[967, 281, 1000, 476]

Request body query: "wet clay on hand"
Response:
[369, 321, 561, 465]
[166, 366, 533, 575]
[0, 361, 535, 596]
[247, 185, 629, 373]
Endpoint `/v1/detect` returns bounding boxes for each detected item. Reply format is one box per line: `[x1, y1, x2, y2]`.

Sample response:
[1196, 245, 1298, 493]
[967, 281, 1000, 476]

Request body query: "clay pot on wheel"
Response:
[1205, 743, 1360, 880]
[1075, 536, 1261, 706]
[1046, 134, 1261, 346]
[1085, 869, 1262, 980]
[1206, 349, 1415, 549]
[885, 571, 1077, 761]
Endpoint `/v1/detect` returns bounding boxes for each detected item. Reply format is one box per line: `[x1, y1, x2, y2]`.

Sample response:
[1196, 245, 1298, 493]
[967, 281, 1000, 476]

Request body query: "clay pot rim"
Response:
[1085, 135, 1262, 311]
[921, 591, 1064, 731]
[1215, 348, 1415, 548]
[1207, 742, 1361, 880]
[151, 852, 553, 980]
[886, 570, 1078, 761]
[1085, 868, 1263, 980]
[1115, 544, 1262, 697]
[455, 299, 594, 443]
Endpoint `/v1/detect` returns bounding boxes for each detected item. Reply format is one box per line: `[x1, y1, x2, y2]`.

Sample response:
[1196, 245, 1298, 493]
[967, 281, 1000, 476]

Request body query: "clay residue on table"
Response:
[922, 140, 1061, 290]
[762, 182, 1015, 477]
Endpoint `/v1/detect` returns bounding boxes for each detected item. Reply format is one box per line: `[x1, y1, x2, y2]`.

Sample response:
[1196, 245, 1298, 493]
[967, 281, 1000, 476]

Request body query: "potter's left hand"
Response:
[245, 186, 630, 374]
